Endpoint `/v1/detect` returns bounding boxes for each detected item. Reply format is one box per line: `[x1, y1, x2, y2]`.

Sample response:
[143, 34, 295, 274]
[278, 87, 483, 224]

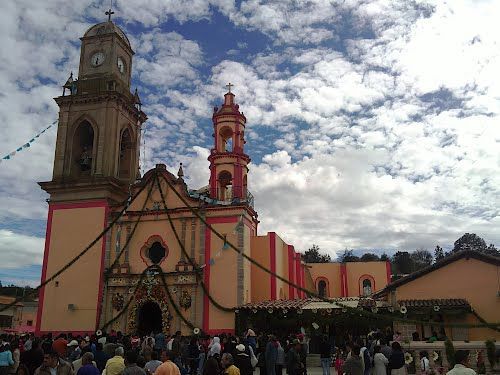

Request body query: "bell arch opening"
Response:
[72, 121, 94, 176]
[118, 128, 134, 179]
[219, 126, 233, 152]
[218, 170, 233, 201]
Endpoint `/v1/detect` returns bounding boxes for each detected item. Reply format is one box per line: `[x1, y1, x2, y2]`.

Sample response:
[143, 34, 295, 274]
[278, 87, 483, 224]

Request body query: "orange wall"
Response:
[308, 263, 342, 297]
[38, 204, 106, 333]
[251, 235, 271, 302]
[274, 233, 288, 300]
[345, 261, 389, 296]
[394, 257, 500, 340]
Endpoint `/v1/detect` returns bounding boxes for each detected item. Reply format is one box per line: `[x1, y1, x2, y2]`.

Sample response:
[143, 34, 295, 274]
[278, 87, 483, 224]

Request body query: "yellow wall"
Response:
[39, 204, 106, 332]
[274, 234, 288, 300]
[394, 257, 500, 340]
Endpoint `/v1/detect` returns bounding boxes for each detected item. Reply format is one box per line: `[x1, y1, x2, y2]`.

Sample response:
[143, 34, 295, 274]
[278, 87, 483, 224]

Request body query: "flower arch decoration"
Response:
[127, 275, 173, 333]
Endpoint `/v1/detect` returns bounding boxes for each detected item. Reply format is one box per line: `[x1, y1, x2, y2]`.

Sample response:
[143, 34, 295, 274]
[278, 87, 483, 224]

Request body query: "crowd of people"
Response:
[0, 328, 479, 375]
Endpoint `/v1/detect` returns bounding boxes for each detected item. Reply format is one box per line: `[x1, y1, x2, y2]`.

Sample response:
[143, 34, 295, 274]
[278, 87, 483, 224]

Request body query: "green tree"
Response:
[434, 245, 445, 262]
[339, 249, 360, 262]
[392, 251, 413, 274]
[380, 253, 389, 261]
[453, 233, 487, 252]
[411, 248, 433, 270]
[303, 244, 331, 263]
[359, 253, 380, 261]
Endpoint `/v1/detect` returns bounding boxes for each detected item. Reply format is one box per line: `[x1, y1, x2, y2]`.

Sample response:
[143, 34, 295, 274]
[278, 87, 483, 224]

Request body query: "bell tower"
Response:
[208, 85, 251, 202]
[36, 12, 146, 334]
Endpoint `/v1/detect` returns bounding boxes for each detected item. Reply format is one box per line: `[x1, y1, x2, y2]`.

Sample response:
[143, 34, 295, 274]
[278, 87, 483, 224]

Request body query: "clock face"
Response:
[90, 52, 105, 67]
[117, 57, 125, 74]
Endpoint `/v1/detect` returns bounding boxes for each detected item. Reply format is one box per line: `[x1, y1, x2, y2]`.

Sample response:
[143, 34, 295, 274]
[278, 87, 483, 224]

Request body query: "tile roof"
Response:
[237, 297, 380, 310]
[398, 299, 470, 309]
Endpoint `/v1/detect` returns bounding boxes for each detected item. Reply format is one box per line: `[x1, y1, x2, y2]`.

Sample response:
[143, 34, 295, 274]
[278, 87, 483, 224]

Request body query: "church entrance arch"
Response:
[137, 301, 162, 335]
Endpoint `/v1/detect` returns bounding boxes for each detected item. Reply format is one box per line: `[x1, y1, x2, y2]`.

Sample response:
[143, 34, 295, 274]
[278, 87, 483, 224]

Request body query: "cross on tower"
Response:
[226, 82, 234, 93]
[105, 8, 114, 22]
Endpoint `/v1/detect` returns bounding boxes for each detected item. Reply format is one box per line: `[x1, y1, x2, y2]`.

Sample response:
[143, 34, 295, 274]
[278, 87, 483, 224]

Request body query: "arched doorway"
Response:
[137, 301, 162, 335]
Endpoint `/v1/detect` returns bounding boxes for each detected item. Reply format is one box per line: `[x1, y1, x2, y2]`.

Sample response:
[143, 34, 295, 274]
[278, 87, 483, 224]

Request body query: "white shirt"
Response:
[446, 364, 477, 375]
[421, 357, 430, 372]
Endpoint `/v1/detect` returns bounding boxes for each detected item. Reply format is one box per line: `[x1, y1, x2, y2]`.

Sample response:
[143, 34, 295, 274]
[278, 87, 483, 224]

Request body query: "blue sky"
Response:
[0, 0, 499, 286]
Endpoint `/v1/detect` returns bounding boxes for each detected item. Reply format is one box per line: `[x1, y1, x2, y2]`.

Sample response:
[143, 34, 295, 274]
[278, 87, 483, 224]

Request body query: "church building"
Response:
[36, 17, 389, 335]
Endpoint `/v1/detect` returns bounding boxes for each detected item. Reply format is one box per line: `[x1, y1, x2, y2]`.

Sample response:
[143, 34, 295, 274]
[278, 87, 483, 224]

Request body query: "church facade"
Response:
[36, 19, 389, 336]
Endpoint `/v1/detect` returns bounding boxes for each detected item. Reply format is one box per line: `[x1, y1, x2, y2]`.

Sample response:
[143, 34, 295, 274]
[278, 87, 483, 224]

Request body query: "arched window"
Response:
[362, 279, 372, 296]
[318, 280, 327, 297]
[218, 170, 233, 201]
[72, 121, 94, 175]
[219, 127, 233, 152]
[118, 128, 133, 179]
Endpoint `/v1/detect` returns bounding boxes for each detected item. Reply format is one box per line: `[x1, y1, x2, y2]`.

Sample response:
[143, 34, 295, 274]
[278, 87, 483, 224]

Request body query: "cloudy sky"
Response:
[0, 0, 499, 286]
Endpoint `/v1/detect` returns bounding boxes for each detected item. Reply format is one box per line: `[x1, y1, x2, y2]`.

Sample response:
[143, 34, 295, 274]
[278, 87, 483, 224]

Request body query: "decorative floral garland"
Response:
[127, 275, 173, 333]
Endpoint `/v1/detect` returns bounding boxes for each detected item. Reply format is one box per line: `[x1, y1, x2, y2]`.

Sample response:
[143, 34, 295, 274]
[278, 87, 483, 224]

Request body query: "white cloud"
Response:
[0, 230, 44, 268]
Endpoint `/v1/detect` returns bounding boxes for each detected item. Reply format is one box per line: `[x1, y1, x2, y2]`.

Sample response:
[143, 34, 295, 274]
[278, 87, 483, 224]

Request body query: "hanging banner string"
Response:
[0, 120, 57, 163]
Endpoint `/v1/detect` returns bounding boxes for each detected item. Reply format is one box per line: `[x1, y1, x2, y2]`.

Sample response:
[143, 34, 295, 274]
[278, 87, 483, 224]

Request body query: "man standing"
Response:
[342, 345, 363, 375]
[123, 351, 146, 375]
[105, 347, 125, 375]
[34, 350, 73, 375]
[265, 336, 278, 375]
[76, 353, 99, 375]
[155, 350, 180, 375]
[286, 340, 303, 375]
[221, 353, 240, 375]
[446, 351, 477, 375]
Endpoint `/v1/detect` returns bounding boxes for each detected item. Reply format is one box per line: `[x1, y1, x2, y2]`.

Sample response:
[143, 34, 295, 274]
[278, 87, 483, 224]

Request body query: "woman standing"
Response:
[373, 346, 388, 375]
[388, 342, 406, 375]
[0, 344, 14, 375]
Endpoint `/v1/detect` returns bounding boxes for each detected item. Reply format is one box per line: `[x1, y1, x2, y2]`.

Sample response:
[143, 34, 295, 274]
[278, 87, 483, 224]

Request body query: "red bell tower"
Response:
[208, 85, 250, 202]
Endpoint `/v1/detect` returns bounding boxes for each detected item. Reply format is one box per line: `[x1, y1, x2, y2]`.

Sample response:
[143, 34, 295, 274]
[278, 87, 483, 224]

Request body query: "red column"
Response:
[295, 254, 302, 298]
[288, 245, 295, 299]
[270, 233, 277, 300]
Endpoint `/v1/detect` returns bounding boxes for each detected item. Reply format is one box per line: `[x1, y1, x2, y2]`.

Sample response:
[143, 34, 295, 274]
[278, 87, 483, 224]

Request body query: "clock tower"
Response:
[36, 14, 146, 333]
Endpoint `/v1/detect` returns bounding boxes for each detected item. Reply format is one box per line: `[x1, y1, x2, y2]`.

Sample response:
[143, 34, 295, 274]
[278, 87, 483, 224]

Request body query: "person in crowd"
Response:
[360, 342, 371, 375]
[392, 332, 402, 343]
[334, 349, 344, 375]
[67, 341, 81, 362]
[446, 350, 476, 375]
[34, 350, 73, 375]
[155, 351, 180, 375]
[202, 356, 219, 375]
[23, 336, 33, 353]
[380, 340, 392, 361]
[171, 333, 182, 366]
[275, 341, 285, 375]
[0, 342, 14, 375]
[105, 347, 125, 375]
[244, 331, 256, 354]
[221, 353, 240, 375]
[155, 333, 166, 354]
[15, 364, 29, 375]
[420, 351, 430, 374]
[76, 353, 99, 375]
[21, 339, 44, 375]
[234, 344, 252, 375]
[286, 340, 303, 375]
[145, 350, 162, 375]
[9, 338, 20, 375]
[319, 336, 331, 375]
[373, 346, 389, 375]
[93, 343, 108, 373]
[388, 342, 405, 375]
[123, 351, 145, 375]
[73, 348, 97, 373]
[342, 345, 363, 375]
[207, 338, 220, 359]
[265, 336, 278, 375]
[412, 332, 420, 342]
[187, 338, 200, 375]
[52, 335, 68, 360]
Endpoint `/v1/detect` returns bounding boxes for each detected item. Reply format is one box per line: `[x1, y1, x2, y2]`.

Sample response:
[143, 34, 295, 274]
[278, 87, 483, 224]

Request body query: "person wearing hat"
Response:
[234, 345, 252, 375]
[67, 341, 81, 362]
[286, 340, 303, 375]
